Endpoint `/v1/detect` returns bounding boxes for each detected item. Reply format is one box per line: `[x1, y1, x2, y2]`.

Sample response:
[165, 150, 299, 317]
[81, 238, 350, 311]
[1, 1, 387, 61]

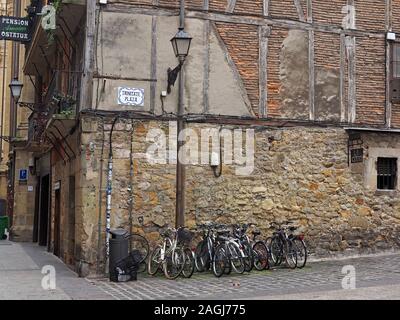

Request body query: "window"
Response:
[390, 43, 400, 102]
[377, 158, 397, 190]
[393, 44, 400, 78]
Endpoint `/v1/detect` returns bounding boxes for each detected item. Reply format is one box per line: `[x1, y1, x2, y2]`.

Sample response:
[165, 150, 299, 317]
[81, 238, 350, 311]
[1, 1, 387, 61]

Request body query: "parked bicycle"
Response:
[148, 227, 195, 280]
[287, 225, 308, 269]
[127, 233, 150, 272]
[232, 224, 269, 272]
[194, 223, 225, 273]
[266, 222, 298, 269]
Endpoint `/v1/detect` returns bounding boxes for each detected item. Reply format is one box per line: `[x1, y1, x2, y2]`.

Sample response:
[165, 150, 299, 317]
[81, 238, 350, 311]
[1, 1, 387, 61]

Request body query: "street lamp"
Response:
[167, 28, 192, 94]
[170, 28, 192, 61]
[168, 24, 192, 228]
[9, 78, 41, 111]
[9, 78, 24, 104]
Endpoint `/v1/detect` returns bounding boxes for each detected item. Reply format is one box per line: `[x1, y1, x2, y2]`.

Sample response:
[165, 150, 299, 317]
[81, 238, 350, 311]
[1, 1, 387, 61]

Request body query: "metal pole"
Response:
[175, 0, 186, 228]
[0, 1, 7, 161]
[7, 0, 21, 229]
[179, 0, 185, 29]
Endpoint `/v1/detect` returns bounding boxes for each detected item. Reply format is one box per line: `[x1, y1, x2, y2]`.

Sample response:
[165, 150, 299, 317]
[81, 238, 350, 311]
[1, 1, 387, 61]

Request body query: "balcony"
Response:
[26, 110, 50, 153]
[24, 0, 85, 76]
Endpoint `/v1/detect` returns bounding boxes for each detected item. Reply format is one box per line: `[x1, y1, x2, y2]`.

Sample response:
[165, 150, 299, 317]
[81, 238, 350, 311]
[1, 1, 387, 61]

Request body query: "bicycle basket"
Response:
[177, 228, 193, 244]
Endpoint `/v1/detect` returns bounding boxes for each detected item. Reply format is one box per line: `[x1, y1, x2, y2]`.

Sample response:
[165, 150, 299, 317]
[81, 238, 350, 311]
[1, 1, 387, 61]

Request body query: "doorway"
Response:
[32, 180, 40, 243]
[68, 176, 75, 265]
[54, 185, 61, 258]
[38, 175, 50, 246]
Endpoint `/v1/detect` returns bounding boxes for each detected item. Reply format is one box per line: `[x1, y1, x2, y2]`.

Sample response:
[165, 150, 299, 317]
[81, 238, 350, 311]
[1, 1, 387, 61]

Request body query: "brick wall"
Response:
[267, 27, 288, 118]
[269, 0, 299, 20]
[355, 37, 386, 125]
[313, 0, 346, 27]
[215, 22, 260, 115]
[355, 0, 386, 32]
[234, 0, 263, 16]
[314, 31, 341, 121]
[209, 0, 226, 12]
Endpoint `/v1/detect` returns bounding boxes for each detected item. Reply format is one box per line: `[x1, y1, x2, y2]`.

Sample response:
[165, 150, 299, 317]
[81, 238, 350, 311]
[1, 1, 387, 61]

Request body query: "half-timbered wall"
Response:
[98, 0, 399, 128]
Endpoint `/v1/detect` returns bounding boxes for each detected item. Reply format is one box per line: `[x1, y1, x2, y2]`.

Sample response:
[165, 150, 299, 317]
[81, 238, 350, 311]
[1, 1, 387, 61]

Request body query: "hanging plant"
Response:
[45, 1, 62, 45]
[51, 0, 63, 14]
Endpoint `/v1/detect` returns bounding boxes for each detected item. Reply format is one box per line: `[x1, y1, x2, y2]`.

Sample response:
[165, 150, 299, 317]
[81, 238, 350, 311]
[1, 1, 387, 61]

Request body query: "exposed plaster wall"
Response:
[279, 29, 310, 120]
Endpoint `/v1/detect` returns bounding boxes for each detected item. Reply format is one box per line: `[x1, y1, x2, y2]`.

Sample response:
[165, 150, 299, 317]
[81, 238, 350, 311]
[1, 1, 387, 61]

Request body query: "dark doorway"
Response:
[32, 179, 40, 243]
[38, 175, 50, 246]
[68, 176, 75, 265]
[54, 185, 61, 258]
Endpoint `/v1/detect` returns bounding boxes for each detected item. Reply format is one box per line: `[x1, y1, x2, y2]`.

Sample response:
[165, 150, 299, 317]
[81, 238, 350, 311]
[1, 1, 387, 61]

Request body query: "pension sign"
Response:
[0, 16, 30, 42]
[118, 87, 145, 107]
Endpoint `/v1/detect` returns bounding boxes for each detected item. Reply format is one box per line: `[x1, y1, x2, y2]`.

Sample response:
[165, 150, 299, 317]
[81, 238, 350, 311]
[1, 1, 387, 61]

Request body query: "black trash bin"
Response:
[109, 229, 129, 282]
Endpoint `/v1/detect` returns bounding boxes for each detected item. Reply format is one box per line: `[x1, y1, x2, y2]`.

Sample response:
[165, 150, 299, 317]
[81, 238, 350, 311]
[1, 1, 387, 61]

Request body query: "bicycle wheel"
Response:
[195, 240, 210, 272]
[128, 234, 150, 263]
[182, 248, 195, 278]
[148, 246, 162, 276]
[163, 247, 185, 280]
[253, 241, 269, 271]
[212, 245, 229, 278]
[227, 242, 245, 274]
[270, 237, 283, 266]
[137, 261, 147, 273]
[242, 242, 254, 272]
[284, 240, 298, 269]
[293, 238, 307, 269]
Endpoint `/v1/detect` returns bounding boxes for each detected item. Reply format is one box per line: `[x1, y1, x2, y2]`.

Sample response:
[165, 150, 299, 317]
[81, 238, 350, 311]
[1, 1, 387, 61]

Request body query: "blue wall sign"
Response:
[19, 169, 28, 181]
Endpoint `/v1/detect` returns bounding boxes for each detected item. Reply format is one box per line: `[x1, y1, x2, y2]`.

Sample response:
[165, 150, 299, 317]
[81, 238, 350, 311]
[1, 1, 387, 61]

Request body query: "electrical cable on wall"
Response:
[105, 116, 119, 274]
[96, 117, 105, 275]
[211, 126, 223, 178]
[128, 119, 135, 251]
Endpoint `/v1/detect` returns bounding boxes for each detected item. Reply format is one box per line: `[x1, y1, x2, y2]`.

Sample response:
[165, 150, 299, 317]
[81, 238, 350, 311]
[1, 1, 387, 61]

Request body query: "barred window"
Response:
[393, 44, 400, 79]
[390, 43, 400, 102]
[377, 158, 397, 190]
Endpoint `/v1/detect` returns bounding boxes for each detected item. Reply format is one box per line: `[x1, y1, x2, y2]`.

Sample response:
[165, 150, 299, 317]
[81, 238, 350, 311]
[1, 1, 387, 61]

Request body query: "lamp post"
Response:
[169, 0, 192, 228]
[9, 78, 23, 104]
[9, 78, 42, 111]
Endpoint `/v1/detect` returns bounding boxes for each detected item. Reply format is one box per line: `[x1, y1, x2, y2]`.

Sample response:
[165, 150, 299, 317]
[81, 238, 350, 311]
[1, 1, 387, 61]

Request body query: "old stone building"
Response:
[5, 0, 400, 276]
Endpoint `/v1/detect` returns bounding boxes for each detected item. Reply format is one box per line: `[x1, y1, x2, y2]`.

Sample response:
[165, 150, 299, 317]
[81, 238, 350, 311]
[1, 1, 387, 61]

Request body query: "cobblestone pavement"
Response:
[1, 241, 400, 300]
[90, 252, 400, 300]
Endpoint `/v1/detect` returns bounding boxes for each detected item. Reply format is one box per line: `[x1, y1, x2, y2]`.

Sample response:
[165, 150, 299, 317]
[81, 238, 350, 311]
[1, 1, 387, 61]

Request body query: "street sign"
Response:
[19, 169, 28, 181]
[118, 87, 145, 107]
[351, 148, 364, 163]
[0, 16, 30, 42]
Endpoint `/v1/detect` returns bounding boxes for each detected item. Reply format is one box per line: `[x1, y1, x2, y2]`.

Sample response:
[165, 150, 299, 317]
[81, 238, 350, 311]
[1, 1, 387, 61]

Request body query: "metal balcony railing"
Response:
[28, 110, 48, 144]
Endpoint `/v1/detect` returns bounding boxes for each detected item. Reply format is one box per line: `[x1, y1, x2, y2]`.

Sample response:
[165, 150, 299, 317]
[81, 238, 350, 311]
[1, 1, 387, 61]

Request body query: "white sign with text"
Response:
[118, 87, 145, 107]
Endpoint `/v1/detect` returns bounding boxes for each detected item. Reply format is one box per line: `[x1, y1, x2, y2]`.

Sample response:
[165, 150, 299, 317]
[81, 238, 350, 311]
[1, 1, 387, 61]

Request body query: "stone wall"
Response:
[9, 150, 37, 242]
[76, 116, 400, 274]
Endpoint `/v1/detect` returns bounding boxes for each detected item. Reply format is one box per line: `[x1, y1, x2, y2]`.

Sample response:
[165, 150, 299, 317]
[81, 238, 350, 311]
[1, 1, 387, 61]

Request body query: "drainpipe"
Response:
[8, 0, 21, 228]
[0, 1, 7, 162]
[175, 0, 186, 228]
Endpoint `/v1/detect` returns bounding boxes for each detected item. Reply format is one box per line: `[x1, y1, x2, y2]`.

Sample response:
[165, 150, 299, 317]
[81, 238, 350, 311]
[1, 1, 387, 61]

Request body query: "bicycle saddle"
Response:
[252, 230, 261, 236]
